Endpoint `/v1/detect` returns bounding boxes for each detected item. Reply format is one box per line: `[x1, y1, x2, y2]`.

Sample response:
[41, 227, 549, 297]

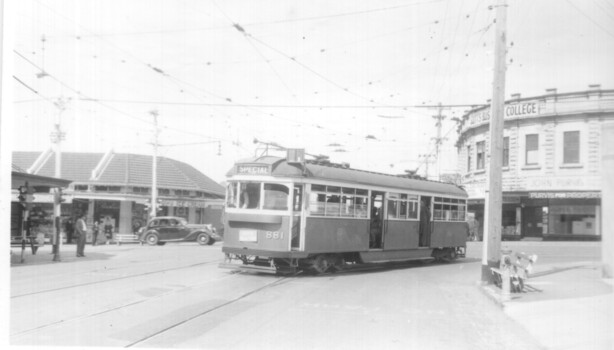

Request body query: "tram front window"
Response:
[240, 183, 261, 209]
[263, 183, 289, 210]
[229, 182, 290, 211]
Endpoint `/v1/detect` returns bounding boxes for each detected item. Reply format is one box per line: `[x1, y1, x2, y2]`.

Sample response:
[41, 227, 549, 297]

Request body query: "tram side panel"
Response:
[224, 213, 292, 252]
[304, 217, 369, 253]
[382, 221, 420, 250]
[430, 221, 467, 248]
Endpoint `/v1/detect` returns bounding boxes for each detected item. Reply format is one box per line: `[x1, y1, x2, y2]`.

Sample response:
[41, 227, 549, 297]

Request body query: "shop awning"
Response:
[12, 171, 72, 190]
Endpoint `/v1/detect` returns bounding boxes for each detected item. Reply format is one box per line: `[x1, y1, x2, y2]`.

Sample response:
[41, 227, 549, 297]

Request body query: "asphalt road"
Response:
[9, 241, 601, 349]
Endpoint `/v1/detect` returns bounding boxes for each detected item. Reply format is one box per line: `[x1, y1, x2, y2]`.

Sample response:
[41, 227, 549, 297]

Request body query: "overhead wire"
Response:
[565, 0, 614, 39]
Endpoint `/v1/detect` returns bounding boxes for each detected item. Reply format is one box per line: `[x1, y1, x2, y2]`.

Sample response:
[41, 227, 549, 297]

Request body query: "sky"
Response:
[8, 0, 614, 183]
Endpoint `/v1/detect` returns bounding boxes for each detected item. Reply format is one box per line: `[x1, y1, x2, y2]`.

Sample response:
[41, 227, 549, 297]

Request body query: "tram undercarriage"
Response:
[219, 247, 465, 275]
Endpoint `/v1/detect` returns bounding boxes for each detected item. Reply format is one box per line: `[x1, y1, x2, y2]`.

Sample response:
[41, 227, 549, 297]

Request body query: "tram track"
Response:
[121, 261, 460, 347]
[125, 272, 300, 348]
[11, 258, 222, 299]
[11, 261, 248, 338]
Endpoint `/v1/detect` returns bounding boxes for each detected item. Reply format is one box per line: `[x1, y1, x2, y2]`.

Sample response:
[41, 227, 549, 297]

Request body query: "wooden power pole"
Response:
[481, 0, 507, 283]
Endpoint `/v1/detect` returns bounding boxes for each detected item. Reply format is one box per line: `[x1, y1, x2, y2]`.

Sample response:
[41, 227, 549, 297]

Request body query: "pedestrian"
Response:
[103, 215, 114, 243]
[92, 220, 100, 246]
[65, 218, 74, 244]
[75, 213, 87, 257]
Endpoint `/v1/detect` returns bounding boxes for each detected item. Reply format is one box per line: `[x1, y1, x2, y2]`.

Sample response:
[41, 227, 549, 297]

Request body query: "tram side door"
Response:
[291, 184, 304, 250]
[369, 191, 385, 249]
[419, 196, 432, 247]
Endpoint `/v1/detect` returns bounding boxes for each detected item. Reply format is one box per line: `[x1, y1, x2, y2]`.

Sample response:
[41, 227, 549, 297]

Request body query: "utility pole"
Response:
[419, 153, 434, 180]
[482, 0, 507, 283]
[150, 110, 159, 219]
[431, 102, 449, 181]
[51, 97, 68, 262]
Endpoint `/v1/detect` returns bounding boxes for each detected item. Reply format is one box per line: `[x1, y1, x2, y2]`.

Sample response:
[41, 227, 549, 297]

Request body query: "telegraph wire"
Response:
[78, 97, 486, 110]
[565, 0, 614, 39]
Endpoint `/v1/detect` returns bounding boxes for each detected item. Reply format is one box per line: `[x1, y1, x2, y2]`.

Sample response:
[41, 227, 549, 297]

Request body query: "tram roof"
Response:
[228, 156, 467, 197]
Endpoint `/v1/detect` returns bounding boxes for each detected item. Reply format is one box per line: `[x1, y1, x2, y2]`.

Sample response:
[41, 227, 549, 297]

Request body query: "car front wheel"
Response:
[145, 233, 159, 246]
[197, 233, 211, 245]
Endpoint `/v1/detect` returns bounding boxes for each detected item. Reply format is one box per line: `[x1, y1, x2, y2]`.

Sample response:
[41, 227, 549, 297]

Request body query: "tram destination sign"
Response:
[236, 164, 270, 175]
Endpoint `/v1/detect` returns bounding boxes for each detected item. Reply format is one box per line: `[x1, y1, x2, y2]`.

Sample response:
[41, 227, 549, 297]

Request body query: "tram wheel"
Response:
[310, 255, 330, 275]
[329, 255, 345, 272]
[448, 248, 457, 260]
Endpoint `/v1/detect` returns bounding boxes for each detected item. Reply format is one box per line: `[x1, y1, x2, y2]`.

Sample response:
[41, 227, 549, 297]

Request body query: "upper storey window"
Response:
[563, 131, 580, 164]
[525, 134, 539, 165]
[466, 145, 472, 172]
[476, 141, 485, 170]
[503, 137, 509, 167]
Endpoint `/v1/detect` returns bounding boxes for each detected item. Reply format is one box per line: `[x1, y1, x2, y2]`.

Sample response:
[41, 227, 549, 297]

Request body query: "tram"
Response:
[220, 151, 468, 274]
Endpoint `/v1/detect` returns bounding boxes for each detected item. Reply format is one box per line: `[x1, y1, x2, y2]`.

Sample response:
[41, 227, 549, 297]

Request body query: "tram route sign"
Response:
[236, 165, 270, 175]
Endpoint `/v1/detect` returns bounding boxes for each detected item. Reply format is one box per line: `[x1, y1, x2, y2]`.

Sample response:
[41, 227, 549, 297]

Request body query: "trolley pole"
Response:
[431, 102, 449, 181]
[481, 0, 507, 284]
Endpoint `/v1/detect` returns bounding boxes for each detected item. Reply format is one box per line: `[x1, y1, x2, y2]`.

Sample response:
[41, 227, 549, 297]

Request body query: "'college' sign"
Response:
[468, 102, 540, 126]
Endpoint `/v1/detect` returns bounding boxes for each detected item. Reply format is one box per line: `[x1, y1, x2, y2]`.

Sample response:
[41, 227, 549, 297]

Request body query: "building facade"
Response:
[11, 150, 225, 243]
[456, 87, 613, 240]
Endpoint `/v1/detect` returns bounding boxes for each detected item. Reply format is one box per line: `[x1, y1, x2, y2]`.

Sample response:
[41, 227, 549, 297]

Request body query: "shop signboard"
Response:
[467, 101, 541, 128]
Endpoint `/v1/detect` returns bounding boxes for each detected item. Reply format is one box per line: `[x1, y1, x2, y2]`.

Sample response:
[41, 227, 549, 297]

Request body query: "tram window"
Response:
[240, 183, 261, 209]
[226, 182, 237, 208]
[263, 183, 289, 210]
[309, 192, 326, 215]
[408, 201, 418, 219]
[434, 203, 443, 220]
[293, 185, 303, 211]
[327, 186, 341, 193]
[399, 201, 408, 219]
[433, 197, 466, 221]
[326, 194, 341, 216]
[388, 200, 399, 219]
[312, 184, 326, 192]
[355, 196, 368, 218]
[308, 185, 369, 218]
[341, 195, 354, 217]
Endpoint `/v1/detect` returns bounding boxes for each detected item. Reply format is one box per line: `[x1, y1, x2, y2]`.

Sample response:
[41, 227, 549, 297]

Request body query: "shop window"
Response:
[132, 187, 149, 194]
[476, 141, 485, 170]
[563, 131, 580, 164]
[503, 137, 509, 167]
[525, 134, 539, 165]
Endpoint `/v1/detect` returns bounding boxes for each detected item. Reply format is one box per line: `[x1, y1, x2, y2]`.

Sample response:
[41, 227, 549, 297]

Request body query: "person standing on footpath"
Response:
[92, 220, 100, 246]
[65, 218, 74, 244]
[75, 213, 87, 257]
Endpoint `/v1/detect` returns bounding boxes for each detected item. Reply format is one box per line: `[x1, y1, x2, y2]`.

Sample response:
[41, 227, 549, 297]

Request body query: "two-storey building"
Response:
[456, 86, 613, 240]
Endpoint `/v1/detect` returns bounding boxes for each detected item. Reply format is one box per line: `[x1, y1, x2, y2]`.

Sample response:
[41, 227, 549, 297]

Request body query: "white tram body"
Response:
[220, 155, 468, 274]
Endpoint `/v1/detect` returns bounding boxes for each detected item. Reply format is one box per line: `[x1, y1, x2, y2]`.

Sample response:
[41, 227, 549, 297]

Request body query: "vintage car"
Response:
[138, 216, 221, 246]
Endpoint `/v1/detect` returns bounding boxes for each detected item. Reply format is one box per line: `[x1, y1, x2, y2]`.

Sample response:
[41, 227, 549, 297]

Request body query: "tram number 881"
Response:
[265, 231, 284, 240]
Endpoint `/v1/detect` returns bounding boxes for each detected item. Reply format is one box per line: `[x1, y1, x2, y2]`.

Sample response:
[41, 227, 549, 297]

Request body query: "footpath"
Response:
[481, 260, 613, 350]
